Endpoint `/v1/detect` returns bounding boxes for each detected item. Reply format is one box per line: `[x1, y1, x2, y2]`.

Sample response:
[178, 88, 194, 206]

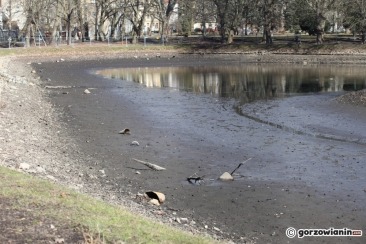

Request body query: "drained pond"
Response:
[40, 58, 366, 243]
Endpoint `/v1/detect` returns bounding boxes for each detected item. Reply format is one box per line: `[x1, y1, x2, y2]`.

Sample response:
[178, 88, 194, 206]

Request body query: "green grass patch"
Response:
[0, 166, 215, 243]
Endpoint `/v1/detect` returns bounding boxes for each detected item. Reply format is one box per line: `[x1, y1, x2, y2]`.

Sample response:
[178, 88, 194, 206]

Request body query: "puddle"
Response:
[96, 64, 366, 105]
[96, 64, 366, 146]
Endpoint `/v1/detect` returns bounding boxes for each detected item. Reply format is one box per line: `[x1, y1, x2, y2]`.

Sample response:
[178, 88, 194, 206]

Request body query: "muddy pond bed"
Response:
[38, 56, 366, 243]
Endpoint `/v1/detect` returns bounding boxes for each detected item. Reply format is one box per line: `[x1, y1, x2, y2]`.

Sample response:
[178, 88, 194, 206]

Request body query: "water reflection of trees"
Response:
[98, 65, 366, 104]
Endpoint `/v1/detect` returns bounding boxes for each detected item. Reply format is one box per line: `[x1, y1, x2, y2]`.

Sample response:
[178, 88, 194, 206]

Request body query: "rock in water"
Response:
[219, 172, 234, 181]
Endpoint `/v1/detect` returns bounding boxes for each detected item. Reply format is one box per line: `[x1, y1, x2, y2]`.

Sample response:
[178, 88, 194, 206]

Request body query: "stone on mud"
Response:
[219, 172, 234, 181]
[19, 163, 30, 170]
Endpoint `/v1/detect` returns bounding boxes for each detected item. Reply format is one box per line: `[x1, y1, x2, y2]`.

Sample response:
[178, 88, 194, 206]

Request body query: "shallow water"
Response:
[96, 64, 366, 105]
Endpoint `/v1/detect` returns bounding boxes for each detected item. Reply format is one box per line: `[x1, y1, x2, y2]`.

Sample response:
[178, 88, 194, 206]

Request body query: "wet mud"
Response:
[37, 56, 366, 243]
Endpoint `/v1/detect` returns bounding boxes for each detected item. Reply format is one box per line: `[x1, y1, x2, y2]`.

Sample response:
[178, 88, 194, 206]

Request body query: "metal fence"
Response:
[0, 30, 178, 48]
[0, 29, 18, 46]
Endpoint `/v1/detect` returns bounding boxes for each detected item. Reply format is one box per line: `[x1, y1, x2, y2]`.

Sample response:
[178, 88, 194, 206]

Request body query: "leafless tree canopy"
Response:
[2, 0, 364, 45]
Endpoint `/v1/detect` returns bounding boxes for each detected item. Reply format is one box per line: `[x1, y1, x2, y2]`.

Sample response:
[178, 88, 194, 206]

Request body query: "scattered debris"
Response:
[132, 158, 166, 171]
[230, 158, 252, 175]
[187, 172, 205, 184]
[336, 89, 366, 107]
[180, 217, 189, 223]
[46, 175, 57, 181]
[149, 199, 160, 206]
[18, 163, 30, 170]
[213, 227, 221, 232]
[55, 238, 65, 244]
[219, 158, 252, 181]
[36, 166, 46, 173]
[145, 191, 166, 204]
[219, 172, 234, 181]
[118, 128, 130, 135]
[130, 141, 140, 146]
[45, 85, 73, 89]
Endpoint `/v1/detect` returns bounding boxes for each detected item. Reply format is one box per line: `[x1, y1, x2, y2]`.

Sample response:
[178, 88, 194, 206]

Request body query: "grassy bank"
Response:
[0, 166, 215, 243]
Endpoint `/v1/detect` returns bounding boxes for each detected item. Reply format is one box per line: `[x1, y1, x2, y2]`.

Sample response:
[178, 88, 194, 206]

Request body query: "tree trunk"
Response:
[316, 11, 326, 44]
[26, 25, 31, 47]
[98, 22, 106, 41]
[160, 20, 166, 44]
[76, 0, 84, 41]
[131, 33, 138, 44]
[94, 2, 99, 41]
[227, 29, 234, 44]
[264, 24, 273, 45]
[263, 1, 273, 45]
[31, 25, 36, 46]
[67, 16, 72, 45]
[219, 19, 226, 43]
[49, 23, 59, 45]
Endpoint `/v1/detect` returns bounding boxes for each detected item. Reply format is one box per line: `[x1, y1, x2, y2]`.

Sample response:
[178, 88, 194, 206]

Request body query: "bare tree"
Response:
[59, 0, 79, 45]
[177, 0, 193, 36]
[124, 0, 150, 43]
[256, 0, 285, 44]
[212, 0, 248, 43]
[304, 0, 338, 43]
[194, 0, 217, 37]
[94, 0, 125, 41]
[342, 0, 366, 43]
[18, 0, 49, 46]
[150, 0, 178, 42]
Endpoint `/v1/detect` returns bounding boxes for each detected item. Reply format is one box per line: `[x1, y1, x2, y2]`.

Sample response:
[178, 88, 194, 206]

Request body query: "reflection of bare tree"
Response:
[98, 65, 366, 104]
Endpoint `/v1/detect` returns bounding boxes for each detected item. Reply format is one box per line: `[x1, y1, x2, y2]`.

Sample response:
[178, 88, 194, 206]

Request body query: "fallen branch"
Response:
[132, 158, 166, 171]
[230, 158, 252, 175]
[45, 85, 73, 89]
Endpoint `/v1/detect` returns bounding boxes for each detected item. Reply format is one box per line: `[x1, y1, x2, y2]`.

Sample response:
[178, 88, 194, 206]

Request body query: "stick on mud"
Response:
[132, 158, 166, 171]
[230, 158, 252, 175]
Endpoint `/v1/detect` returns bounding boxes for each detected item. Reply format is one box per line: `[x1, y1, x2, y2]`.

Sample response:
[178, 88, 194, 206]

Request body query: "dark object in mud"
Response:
[187, 176, 205, 184]
[145, 191, 166, 203]
[119, 128, 130, 134]
[230, 158, 252, 175]
[187, 172, 205, 184]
